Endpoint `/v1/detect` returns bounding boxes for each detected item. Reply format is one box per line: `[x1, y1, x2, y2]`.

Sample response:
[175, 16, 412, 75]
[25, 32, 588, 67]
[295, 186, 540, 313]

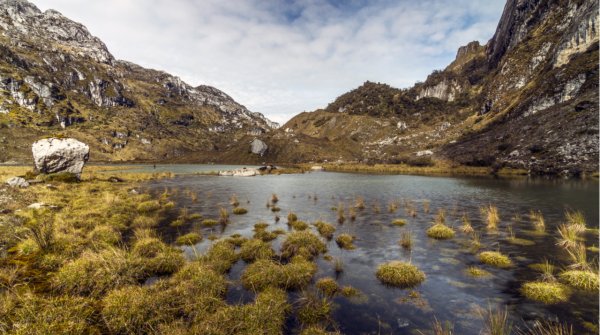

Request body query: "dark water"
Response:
[144, 170, 599, 334]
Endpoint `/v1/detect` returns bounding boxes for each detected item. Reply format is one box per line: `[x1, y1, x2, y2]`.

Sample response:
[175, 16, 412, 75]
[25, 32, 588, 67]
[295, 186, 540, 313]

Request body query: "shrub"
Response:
[375, 261, 425, 288]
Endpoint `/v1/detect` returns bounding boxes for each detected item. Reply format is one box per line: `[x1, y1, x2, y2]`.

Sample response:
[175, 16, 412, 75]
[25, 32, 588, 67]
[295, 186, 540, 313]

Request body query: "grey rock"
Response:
[32, 137, 89, 177]
[250, 138, 268, 156]
[6, 176, 29, 188]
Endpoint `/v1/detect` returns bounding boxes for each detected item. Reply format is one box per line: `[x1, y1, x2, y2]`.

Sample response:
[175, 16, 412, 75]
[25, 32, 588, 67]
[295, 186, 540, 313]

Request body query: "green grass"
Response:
[427, 224, 455, 239]
[478, 251, 512, 268]
[520, 281, 571, 304]
[375, 261, 425, 288]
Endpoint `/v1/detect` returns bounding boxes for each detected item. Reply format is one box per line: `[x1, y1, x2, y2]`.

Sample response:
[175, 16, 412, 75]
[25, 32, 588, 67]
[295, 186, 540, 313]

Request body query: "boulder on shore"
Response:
[219, 167, 259, 177]
[6, 176, 29, 188]
[32, 138, 89, 177]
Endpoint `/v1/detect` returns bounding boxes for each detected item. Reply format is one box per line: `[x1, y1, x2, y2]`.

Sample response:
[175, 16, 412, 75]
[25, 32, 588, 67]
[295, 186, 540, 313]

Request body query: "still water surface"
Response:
[139, 167, 598, 334]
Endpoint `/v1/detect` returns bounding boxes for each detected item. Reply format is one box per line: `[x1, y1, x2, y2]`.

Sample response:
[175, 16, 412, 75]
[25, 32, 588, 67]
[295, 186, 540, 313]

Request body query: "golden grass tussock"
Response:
[314, 221, 336, 240]
[280, 231, 327, 260]
[335, 233, 356, 250]
[375, 261, 425, 288]
[427, 224, 455, 240]
[478, 251, 512, 268]
[520, 281, 571, 304]
[481, 205, 500, 230]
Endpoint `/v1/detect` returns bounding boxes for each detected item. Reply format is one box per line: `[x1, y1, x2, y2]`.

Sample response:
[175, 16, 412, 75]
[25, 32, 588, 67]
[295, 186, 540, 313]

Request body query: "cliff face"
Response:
[0, 0, 277, 162]
[265, 0, 598, 174]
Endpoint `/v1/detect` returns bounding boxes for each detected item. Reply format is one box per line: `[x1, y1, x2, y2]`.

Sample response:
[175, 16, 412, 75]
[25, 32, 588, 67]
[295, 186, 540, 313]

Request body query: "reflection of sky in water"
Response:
[145, 170, 598, 334]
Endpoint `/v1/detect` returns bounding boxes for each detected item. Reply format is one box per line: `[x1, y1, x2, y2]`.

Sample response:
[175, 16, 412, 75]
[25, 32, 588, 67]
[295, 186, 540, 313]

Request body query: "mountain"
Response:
[252, 0, 598, 175]
[0, 0, 278, 163]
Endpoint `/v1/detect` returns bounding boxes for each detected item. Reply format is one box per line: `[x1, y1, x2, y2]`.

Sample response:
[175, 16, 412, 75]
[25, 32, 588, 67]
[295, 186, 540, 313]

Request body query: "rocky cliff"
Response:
[255, 0, 598, 175]
[0, 0, 277, 162]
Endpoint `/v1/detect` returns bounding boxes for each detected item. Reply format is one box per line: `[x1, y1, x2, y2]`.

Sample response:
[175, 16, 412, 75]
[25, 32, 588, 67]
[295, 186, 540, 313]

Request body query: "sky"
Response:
[33, 0, 506, 125]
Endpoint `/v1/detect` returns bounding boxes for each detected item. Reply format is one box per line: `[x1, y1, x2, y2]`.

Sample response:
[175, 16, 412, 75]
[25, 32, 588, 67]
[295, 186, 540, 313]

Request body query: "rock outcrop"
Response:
[32, 137, 89, 176]
[5, 176, 28, 187]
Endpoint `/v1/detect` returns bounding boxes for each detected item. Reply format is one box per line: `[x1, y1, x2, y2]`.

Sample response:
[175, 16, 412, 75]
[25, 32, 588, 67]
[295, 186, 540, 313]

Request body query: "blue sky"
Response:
[34, 0, 506, 124]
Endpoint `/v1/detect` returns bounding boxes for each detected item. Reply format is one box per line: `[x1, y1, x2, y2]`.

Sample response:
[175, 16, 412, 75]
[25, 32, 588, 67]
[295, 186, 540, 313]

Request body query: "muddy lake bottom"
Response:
[140, 169, 598, 334]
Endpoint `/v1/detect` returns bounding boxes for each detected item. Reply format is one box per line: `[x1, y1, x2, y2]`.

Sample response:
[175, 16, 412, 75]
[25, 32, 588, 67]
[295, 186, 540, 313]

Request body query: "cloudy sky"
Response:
[34, 0, 506, 124]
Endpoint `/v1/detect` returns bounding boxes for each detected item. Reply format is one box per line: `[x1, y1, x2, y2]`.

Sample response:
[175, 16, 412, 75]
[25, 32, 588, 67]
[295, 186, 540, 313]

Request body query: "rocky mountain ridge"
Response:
[246, 0, 598, 175]
[0, 0, 277, 162]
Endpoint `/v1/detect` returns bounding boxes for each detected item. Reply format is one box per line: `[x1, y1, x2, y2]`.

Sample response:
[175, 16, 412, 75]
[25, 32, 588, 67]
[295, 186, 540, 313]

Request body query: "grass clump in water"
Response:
[335, 233, 356, 250]
[400, 231, 413, 250]
[201, 219, 219, 226]
[427, 224, 455, 240]
[529, 210, 545, 233]
[460, 214, 474, 234]
[296, 290, 333, 327]
[316, 277, 339, 297]
[289, 220, 309, 231]
[392, 218, 407, 226]
[239, 239, 275, 262]
[241, 257, 317, 291]
[480, 305, 512, 335]
[314, 221, 336, 240]
[481, 205, 500, 230]
[287, 212, 298, 223]
[201, 240, 239, 273]
[232, 207, 248, 215]
[375, 261, 425, 288]
[516, 320, 574, 335]
[466, 266, 491, 278]
[520, 281, 571, 304]
[136, 200, 162, 214]
[281, 231, 327, 260]
[559, 270, 599, 291]
[478, 251, 512, 268]
[175, 232, 202, 246]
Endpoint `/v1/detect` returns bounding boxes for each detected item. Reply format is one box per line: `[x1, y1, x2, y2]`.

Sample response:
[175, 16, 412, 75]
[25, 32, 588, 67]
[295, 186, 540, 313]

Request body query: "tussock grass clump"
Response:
[478, 251, 512, 268]
[287, 212, 298, 223]
[300, 325, 341, 335]
[466, 266, 492, 278]
[418, 317, 453, 335]
[354, 196, 365, 210]
[376, 261, 425, 288]
[516, 321, 573, 335]
[316, 277, 339, 297]
[52, 247, 146, 297]
[340, 285, 360, 297]
[564, 242, 590, 270]
[136, 200, 161, 213]
[337, 202, 345, 223]
[201, 219, 219, 226]
[175, 232, 202, 246]
[88, 225, 121, 247]
[271, 193, 279, 203]
[335, 233, 356, 250]
[427, 224, 455, 240]
[559, 270, 599, 291]
[290, 220, 309, 231]
[481, 205, 500, 230]
[520, 281, 571, 304]
[400, 231, 413, 250]
[422, 200, 430, 214]
[219, 207, 229, 224]
[240, 239, 275, 262]
[565, 210, 587, 232]
[202, 240, 239, 273]
[132, 236, 185, 275]
[194, 287, 289, 334]
[232, 207, 248, 215]
[1, 290, 99, 334]
[529, 210, 545, 233]
[480, 305, 512, 335]
[314, 221, 336, 240]
[281, 231, 327, 260]
[434, 209, 446, 225]
[230, 194, 240, 207]
[296, 290, 332, 326]
[226, 233, 248, 247]
[556, 224, 580, 249]
[271, 206, 281, 212]
[392, 218, 407, 226]
[241, 257, 317, 291]
[460, 214, 474, 234]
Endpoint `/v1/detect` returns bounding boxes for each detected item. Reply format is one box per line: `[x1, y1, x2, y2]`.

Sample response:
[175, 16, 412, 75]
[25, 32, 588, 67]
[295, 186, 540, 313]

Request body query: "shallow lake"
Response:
[141, 168, 598, 334]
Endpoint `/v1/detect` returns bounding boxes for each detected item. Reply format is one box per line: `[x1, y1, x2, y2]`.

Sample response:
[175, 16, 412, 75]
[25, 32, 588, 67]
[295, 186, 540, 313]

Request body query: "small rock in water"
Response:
[6, 177, 29, 188]
[397, 318, 410, 328]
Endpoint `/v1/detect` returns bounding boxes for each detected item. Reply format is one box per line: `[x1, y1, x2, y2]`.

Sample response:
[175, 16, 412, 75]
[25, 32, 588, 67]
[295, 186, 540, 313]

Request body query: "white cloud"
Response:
[32, 0, 505, 125]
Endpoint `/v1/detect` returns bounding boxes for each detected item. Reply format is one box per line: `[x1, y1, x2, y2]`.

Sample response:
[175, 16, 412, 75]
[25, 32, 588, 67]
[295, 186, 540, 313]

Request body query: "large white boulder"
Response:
[32, 138, 89, 177]
[250, 138, 268, 156]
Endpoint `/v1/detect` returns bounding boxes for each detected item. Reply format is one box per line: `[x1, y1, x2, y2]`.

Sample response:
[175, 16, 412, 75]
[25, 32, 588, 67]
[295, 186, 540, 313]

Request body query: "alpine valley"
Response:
[0, 0, 598, 175]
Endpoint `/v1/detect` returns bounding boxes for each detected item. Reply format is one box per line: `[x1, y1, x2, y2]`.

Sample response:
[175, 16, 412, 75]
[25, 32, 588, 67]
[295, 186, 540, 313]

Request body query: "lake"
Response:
[140, 167, 598, 334]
